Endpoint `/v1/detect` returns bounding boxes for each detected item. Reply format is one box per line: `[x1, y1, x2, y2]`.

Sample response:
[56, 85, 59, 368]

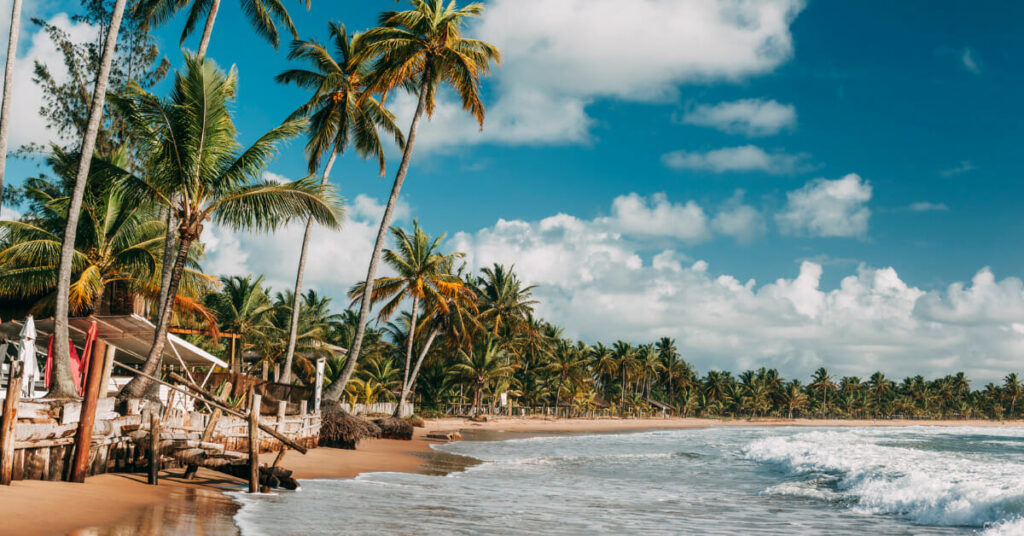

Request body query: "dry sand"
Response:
[4, 416, 1023, 535]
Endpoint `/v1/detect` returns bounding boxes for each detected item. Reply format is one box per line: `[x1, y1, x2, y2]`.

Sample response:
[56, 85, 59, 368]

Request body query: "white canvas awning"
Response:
[1, 314, 227, 369]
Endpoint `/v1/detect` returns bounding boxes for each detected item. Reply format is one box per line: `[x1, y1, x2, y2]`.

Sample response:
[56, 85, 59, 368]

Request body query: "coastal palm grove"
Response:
[0, 0, 1021, 421]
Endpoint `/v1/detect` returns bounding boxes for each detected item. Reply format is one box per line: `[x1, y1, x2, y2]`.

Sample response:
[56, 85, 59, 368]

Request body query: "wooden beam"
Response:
[69, 339, 107, 483]
[168, 327, 240, 339]
[248, 392, 260, 494]
[109, 362, 308, 454]
[0, 360, 23, 485]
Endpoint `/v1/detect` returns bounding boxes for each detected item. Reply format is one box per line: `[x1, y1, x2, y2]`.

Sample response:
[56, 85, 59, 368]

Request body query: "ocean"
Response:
[232, 426, 1024, 535]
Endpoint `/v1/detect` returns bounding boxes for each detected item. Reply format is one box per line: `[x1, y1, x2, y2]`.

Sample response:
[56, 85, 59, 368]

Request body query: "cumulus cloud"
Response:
[776, 173, 872, 237]
[395, 0, 806, 151]
[712, 191, 766, 244]
[661, 145, 812, 174]
[0, 10, 96, 150]
[940, 160, 976, 177]
[681, 98, 797, 136]
[203, 194, 410, 298]
[603, 193, 710, 243]
[454, 210, 1024, 381]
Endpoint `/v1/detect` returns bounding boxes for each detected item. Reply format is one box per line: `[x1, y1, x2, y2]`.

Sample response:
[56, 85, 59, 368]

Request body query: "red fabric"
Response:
[44, 327, 94, 395]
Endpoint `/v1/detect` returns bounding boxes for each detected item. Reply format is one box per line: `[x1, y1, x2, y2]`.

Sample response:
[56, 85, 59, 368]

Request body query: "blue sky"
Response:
[6, 0, 1024, 380]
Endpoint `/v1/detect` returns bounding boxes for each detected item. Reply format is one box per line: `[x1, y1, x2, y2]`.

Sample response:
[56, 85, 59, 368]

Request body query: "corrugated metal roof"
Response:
[1, 314, 227, 368]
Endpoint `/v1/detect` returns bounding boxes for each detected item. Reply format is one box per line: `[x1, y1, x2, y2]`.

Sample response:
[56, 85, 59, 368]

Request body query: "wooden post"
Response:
[277, 400, 286, 421]
[0, 360, 23, 485]
[148, 411, 160, 485]
[314, 357, 325, 413]
[69, 340, 107, 483]
[98, 344, 115, 399]
[229, 336, 237, 373]
[248, 393, 261, 493]
[184, 380, 231, 480]
[299, 400, 307, 416]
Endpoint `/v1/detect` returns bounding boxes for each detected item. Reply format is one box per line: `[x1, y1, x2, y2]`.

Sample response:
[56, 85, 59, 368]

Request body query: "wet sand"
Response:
[6, 416, 1024, 535]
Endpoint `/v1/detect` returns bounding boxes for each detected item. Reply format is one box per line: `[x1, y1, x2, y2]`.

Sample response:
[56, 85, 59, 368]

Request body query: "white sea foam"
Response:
[743, 429, 1024, 528]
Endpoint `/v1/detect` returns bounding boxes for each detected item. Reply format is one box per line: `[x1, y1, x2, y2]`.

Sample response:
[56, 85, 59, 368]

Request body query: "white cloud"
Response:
[712, 191, 766, 244]
[940, 160, 975, 177]
[454, 209, 1024, 381]
[681, 98, 796, 136]
[662, 145, 811, 174]
[603, 193, 710, 243]
[909, 201, 949, 212]
[203, 194, 410, 298]
[396, 0, 806, 151]
[961, 47, 981, 74]
[776, 173, 872, 237]
[0, 11, 97, 150]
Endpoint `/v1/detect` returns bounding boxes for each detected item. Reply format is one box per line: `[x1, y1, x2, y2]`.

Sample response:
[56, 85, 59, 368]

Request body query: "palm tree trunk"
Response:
[196, 0, 221, 59]
[50, 0, 127, 399]
[324, 74, 431, 402]
[395, 326, 438, 417]
[281, 150, 338, 385]
[119, 235, 193, 399]
[0, 0, 23, 204]
[390, 294, 419, 417]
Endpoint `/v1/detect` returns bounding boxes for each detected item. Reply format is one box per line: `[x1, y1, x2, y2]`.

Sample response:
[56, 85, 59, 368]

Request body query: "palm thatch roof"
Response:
[319, 401, 381, 449]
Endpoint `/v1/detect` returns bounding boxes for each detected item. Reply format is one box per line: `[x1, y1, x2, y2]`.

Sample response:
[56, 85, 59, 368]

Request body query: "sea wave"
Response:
[743, 429, 1024, 529]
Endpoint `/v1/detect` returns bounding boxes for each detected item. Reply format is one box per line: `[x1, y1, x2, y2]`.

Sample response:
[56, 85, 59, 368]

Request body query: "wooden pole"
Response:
[0, 360, 23, 485]
[69, 340, 107, 483]
[314, 357, 325, 413]
[230, 336, 237, 373]
[148, 411, 160, 485]
[110, 363, 308, 453]
[184, 380, 230, 480]
[98, 344, 115, 399]
[248, 392, 261, 493]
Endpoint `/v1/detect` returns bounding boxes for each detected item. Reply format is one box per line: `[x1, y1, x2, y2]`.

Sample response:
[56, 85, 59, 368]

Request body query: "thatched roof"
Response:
[374, 417, 414, 440]
[320, 401, 381, 449]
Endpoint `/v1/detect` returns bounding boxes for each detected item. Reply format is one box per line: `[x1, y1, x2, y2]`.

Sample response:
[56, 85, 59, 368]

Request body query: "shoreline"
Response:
[5, 416, 1023, 535]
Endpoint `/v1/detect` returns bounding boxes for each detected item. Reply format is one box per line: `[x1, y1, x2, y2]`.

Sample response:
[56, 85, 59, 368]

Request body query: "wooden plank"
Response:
[0, 360, 23, 485]
[248, 392, 260, 493]
[148, 412, 160, 485]
[70, 340, 107, 483]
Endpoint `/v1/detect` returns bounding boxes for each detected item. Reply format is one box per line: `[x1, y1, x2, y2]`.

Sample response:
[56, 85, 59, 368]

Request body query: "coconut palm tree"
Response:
[475, 264, 539, 337]
[1004, 373, 1022, 418]
[326, 0, 501, 402]
[204, 274, 275, 370]
[112, 54, 342, 399]
[0, 149, 214, 317]
[51, 0, 130, 397]
[867, 371, 892, 417]
[810, 367, 835, 418]
[275, 22, 404, 384]
[544, 340, 585, 411]
[134, 0, 310, 59]
[449, 336, 513, 416]
[0, 0, 23, 204]
[347, 222, 466, 414]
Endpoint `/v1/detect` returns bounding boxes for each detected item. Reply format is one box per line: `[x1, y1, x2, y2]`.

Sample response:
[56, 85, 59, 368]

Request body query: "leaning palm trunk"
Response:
[51, 0, 127, 398]
[281, 150, 338, 384]
[0, 0, 23, 202]
[324, 76, 430, 401]
[394, 326, 438, 417]
[400, 295, 419, 403]
[121, 234, 194, 399]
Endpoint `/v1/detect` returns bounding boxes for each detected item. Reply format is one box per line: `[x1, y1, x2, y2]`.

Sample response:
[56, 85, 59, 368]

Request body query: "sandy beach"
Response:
[3, 417, 1023, 535]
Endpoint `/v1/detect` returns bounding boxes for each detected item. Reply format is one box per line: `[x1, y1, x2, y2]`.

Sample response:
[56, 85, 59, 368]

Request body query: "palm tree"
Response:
[275, 22, 404, 384]
[348, 222, 466, 414]
[781, 380, 809, 418]
[449, 336, 513, 415]
[475, 264, 539, 337]
[114, 54, 342, 399]
[0, 0, 23, 204]
[327, 0, 501, 402]
[204, 274, 275, 370]
[544, 340, 585, 411]
[867, 371, 892, 417]
[1005, 373, 1022, 418]
[51, 0, 129, 397]
[810, 367, 835, 418]
[134, 0, 310, 59]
